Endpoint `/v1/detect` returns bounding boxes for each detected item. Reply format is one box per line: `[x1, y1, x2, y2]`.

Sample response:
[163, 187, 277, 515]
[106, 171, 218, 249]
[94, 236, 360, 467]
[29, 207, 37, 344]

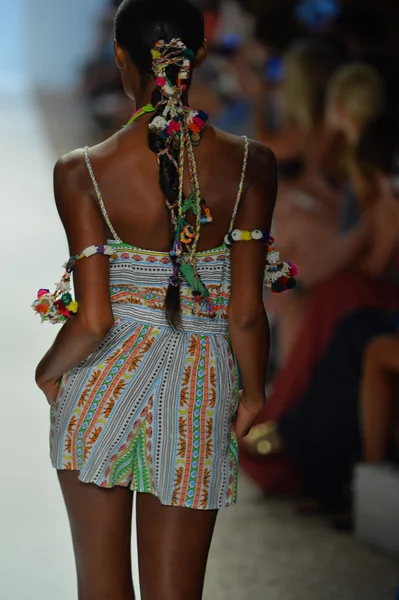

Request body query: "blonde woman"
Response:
[267, 62, 387, 363]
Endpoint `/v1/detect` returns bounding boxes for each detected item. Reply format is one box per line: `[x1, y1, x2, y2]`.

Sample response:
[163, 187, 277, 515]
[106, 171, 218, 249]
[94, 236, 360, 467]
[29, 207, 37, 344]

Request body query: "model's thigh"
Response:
[136, 492, 217, 600]
[58, 471, 135, 600]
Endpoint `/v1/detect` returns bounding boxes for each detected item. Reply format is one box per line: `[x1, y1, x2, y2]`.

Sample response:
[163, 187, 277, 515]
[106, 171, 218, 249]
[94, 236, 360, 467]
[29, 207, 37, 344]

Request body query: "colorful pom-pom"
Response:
[197, 110, 209, 122]
[289, 262, 299, 278]
[61, 293, 72, 306]
[224, 233, 233, 247]
[67, 301, 79, 314]
[166, 120, 181, 136]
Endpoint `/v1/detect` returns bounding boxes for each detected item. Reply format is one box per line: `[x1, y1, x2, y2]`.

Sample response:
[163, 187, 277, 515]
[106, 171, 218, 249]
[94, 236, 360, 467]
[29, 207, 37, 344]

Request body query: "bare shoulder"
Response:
[243, 138, 277, 192]
[212, 128, 276, 183]
[247, 138, 277, 173]
[52, 147, 96, 219]
[54, 133, 116, 183]
[53, 148, 87, 192]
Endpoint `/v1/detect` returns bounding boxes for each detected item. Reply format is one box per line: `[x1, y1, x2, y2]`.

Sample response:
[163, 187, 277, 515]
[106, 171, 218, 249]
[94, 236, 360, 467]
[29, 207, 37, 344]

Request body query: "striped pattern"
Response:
[51, 245, 239, 509]
[50, 138, 249, 510]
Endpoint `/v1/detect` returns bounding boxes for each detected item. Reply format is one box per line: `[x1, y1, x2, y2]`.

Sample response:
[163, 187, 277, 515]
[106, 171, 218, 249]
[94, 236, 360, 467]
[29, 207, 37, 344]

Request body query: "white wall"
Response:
[0, 0, 28, 91]
[26, 0, 108, 89]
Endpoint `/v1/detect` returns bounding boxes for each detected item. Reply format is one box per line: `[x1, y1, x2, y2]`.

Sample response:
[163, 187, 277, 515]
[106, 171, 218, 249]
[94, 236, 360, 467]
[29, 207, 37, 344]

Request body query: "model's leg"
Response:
[136, 493, 218, 600]
[361, 335, 399, 463]
[58, 471, 135, 600]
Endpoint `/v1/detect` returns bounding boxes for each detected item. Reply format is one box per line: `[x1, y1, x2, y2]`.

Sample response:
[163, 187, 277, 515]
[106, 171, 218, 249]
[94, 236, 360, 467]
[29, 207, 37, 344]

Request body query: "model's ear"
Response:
[194, 39, 208, 68]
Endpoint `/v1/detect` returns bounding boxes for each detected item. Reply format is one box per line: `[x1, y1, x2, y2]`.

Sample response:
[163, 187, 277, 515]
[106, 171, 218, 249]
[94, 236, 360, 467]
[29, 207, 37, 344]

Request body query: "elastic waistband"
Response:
[112, 304, 230, 336]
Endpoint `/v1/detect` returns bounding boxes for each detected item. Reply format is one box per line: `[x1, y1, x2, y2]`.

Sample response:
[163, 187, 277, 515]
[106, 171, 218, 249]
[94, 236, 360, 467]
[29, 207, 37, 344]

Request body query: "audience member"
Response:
[241, 113, 399, 496]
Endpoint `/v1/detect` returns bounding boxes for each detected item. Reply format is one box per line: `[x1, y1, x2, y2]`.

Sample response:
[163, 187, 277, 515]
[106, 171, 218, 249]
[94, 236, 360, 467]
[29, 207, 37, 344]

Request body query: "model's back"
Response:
[34, 1, 295, 598]
[79, 127, 255, 254]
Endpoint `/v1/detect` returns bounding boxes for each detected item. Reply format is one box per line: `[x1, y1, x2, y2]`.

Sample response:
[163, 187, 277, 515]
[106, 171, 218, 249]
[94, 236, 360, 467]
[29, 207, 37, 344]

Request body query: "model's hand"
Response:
[38, 378, 61, 406]
[235, 391, 265, 440]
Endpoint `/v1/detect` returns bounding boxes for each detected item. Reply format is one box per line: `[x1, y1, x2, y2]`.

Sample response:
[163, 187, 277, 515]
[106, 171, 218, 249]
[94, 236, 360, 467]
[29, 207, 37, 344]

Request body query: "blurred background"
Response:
[1, 0, 399, 599]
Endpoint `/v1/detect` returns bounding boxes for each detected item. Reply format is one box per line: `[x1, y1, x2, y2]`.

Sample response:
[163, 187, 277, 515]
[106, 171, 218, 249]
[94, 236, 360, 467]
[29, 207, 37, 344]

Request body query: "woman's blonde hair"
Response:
[327, 63, 385, 129]
[283, 39, 340, 132]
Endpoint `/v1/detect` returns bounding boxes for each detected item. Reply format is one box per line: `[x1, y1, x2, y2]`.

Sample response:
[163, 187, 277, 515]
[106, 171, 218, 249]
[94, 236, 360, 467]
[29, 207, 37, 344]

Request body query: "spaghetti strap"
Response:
[83, 147, 121, 242]
[228, 136, 250, 233]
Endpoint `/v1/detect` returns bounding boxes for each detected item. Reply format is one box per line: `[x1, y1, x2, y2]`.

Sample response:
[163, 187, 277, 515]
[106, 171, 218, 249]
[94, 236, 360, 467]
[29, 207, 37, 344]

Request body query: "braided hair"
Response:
[115, 0, 205, 328]
[148, 85, 182, 326]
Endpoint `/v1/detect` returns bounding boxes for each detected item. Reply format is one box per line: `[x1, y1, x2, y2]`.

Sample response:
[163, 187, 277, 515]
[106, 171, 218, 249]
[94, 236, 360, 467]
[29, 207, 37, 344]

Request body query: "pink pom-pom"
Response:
[192, 116, 205, 128]
[156, 77, 166, 87]
[289, 263, 299, 278]
[166, 120, 181, 136]
[38, 289, 50, 298]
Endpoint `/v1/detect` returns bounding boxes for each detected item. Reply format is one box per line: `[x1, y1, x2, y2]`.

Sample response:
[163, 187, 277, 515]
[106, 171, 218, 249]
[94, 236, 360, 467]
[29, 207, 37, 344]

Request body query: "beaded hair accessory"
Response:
[32, 245, 116, 324]
[146, 38, 213, 313]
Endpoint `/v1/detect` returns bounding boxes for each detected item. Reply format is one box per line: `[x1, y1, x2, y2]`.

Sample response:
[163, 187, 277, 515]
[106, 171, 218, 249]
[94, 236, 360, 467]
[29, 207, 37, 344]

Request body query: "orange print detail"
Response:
[181, 341, 202, 499]
[88, 426, 103, 446]
[188, 337, 198, 356]
[73, 326, 149, 460]
[206, 438, 213, 460]
[182, 366, 192, 387]
[78, 388, 89, 408]
[87, 370, 101, 388]
[103, 397, 115, 419]
[194, 338, 210, 506]
[73, 330, 140, 469]
[177, 437, 187, 458]
[180, 388, 188, 407]
[67, 416, 77, 435]
[113, 380, 126, 399]
[200, 489, 209, 509]
[64, 436, 72, 454]
[209, 388, 216, 409]
[174, 466, 184, 488]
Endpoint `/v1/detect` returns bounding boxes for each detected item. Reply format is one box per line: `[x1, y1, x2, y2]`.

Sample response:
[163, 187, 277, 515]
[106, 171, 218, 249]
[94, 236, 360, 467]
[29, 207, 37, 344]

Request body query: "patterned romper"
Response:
[50, 138, 250, 510]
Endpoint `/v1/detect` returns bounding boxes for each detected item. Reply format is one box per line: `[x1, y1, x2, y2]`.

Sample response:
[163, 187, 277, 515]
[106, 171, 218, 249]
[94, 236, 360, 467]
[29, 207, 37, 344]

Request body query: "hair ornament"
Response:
[147, 38, 213, 315]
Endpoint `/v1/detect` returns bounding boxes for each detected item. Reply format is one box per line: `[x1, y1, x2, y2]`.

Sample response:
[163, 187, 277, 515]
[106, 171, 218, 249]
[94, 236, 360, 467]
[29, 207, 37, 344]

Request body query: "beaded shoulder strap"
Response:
[228, 136, 250, 234]
[83, 147, 121, 242]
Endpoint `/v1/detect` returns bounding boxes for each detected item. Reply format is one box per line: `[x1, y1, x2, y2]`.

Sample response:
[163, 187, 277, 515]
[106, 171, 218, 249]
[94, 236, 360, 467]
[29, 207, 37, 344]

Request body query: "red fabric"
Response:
[240, 269, 399, 493]
[203, 11, 220, 42]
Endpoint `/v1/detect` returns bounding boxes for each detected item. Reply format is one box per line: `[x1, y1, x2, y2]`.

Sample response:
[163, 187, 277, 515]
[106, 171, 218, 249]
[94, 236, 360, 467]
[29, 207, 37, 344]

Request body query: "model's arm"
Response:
[228, 142, 277, 438]
[35, 153, 114, 399]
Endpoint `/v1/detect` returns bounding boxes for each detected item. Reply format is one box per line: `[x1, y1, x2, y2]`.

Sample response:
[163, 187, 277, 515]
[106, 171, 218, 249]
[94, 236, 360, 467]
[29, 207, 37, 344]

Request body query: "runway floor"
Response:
[1, 92, 398, 600]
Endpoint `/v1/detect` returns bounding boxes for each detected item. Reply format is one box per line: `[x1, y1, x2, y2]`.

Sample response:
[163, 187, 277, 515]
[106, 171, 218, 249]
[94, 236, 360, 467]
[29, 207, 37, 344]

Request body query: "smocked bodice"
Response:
[108, 241, 231, 335]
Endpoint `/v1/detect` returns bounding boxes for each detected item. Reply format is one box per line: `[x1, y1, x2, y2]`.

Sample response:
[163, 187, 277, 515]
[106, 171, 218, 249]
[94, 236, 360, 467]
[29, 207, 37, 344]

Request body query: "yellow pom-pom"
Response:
[67, 301, 79, 314]
[151, 50, 161, 59]
[241, 230, 252, 241]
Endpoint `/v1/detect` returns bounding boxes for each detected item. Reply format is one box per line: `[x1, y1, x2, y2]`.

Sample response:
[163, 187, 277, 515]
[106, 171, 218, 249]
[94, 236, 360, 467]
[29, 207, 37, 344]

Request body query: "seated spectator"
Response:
[252, 37, 342, 171]
[268, 62, 386, 364]
[283, 62, 386, 286]
[275, 309, 398, 517]
[240, 113, 399, 496]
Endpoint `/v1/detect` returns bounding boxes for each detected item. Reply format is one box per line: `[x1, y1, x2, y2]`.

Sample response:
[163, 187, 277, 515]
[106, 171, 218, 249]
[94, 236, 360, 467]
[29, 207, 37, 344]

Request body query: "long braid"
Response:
[146, 38, 210, 327]
[148, 89, 182, 328]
